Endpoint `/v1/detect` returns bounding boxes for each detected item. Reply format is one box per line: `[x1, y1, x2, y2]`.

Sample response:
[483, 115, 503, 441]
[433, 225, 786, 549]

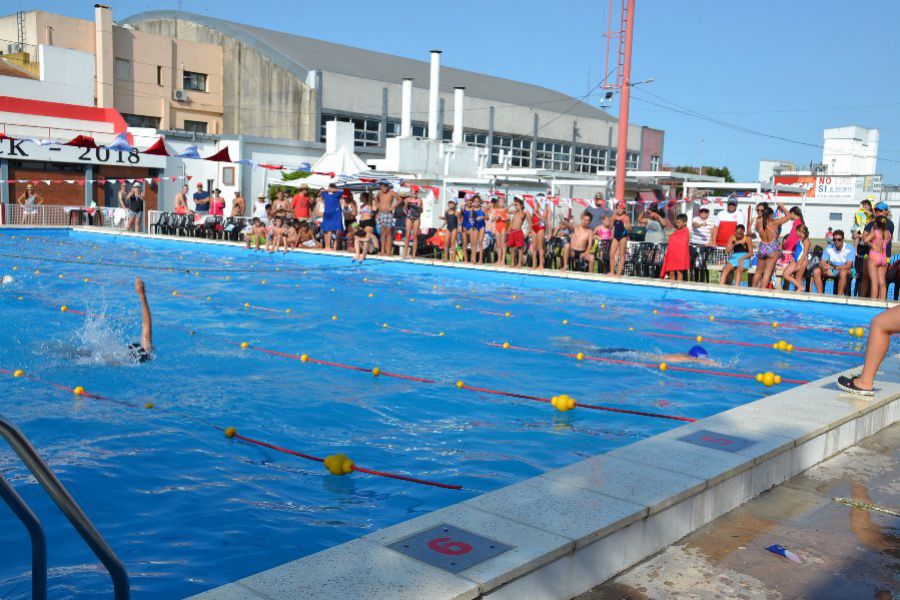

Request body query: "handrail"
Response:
[0, 473, 46, 599]
[0, 415, 130, 599]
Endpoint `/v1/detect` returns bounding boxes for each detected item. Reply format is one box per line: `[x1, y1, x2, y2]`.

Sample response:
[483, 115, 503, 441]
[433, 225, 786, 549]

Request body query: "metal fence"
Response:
[0, 205, 137, 229]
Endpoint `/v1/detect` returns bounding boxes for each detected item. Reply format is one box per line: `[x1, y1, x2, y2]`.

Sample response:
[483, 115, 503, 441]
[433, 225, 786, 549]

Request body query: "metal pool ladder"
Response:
[0, 415, 130, 599]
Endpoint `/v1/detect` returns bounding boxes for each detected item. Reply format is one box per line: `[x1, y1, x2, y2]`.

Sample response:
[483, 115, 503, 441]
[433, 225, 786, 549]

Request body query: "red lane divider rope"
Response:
[485, 342, 811, 386]
[641, 330, 864, 357]
[3, 367, 462, 490]
[457, 383, 696, 422]
[661, 312, 850, 334]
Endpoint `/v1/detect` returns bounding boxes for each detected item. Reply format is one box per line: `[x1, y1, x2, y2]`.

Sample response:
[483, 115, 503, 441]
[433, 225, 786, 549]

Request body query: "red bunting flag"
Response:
[64, 135, 98, 149]
[203, 147, 232, 162]
[142, 137, 170, 156]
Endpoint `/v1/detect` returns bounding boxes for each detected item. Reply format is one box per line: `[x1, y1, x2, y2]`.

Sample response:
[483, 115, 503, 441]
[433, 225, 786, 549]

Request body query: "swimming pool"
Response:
[0, 229, 879, 599]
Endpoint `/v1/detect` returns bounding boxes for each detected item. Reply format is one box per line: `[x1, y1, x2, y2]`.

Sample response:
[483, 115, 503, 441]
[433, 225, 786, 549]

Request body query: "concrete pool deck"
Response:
[577, 422, 899, 600]
[5, 227, 898, 598]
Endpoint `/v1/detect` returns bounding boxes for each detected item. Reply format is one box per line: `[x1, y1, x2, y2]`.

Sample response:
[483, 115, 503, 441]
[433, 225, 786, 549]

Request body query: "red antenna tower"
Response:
[602, 0, 636, 203]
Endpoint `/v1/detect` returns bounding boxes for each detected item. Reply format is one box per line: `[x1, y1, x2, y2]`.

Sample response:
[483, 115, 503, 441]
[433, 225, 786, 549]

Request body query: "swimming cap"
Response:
[688, 345, 708, 358]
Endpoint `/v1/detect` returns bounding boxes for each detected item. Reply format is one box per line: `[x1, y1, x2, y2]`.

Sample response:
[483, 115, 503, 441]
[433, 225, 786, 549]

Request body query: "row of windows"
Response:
[122, 114, 207, 134]
[113, 58, 208, 92]
[318, 114, 657, 172]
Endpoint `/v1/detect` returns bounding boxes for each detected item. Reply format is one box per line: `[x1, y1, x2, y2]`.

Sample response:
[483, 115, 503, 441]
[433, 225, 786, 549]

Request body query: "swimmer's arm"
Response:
[135, 278, 153, 352]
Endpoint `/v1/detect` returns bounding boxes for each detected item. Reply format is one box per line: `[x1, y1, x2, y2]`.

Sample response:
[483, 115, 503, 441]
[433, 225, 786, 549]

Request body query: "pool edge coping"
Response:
[60, 226, 899, 311]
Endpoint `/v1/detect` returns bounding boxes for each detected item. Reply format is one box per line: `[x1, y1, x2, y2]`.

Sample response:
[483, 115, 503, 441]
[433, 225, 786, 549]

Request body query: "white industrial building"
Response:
[760, 126, 883, 235]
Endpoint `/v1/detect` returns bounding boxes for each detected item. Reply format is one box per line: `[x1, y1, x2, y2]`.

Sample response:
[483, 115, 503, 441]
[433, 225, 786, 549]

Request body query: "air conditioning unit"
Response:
[6, 43, 24, 54]
[172, 89, 189, 102]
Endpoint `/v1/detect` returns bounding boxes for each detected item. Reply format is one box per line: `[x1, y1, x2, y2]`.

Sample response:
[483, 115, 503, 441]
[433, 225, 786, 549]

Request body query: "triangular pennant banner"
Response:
[203, 147, 232, 162]
[142, 137, 171, 156]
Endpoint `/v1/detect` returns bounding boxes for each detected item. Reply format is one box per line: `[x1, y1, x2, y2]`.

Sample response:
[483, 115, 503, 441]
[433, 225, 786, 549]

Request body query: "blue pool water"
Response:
[0, 229, 880, 598]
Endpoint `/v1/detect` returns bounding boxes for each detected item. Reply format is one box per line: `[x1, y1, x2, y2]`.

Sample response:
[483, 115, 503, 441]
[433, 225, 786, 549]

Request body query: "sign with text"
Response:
[0, 138, 167, 169]
[386, 523, 513, 573]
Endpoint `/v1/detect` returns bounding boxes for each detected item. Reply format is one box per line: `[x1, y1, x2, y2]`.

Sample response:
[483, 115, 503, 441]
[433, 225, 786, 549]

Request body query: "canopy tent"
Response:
[277, 145, 371, 188]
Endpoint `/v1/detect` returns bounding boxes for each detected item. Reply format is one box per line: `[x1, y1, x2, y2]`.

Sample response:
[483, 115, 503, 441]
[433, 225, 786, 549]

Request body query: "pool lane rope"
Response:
[1, 367, 462, 491]
[486, 342, 810, 386]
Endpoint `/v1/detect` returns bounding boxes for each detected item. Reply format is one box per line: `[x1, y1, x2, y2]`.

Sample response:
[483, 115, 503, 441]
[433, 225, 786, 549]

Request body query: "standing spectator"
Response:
[375, 182, 401, 256]
[609, 202, 631, 276]
[854, 199, 873, 232]
[320, 182, 345, 250]
[864, 215, 892, 300]
[252, 193, 268, 222]
[530, 196, 550, 270]
[640, 205, 670, 245]
[825, 227, 834, 244]
[811, 230, 854, 294]
[690, 206, 714, 282]
[231, 192, 245, 217]
[782, 225, 811, 292]
[441, 200, 460, 262]
[125, 182, 144, 233]
[174, 185, 190, 215]
[490, 197, 510, 266]
[562, 212, 596, 271]
[209, 189, 225, 216]
[582, 193, 612, 229]
[292, 184, 312, 222]
[710, 198, 743, 248]
[508, 198, 527, 268]
[660, 214, 690, 280]
[17, 183, 43, 225]
[402, 189, 423, 259]
[193, 182, 210, 213]
[858, 202, 895, 297]
[778, 204, 804, 253]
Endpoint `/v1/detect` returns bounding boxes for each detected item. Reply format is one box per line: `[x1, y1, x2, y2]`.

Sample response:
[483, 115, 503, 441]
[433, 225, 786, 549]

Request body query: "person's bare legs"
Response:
[852, 305, 900, 390]
[135, 277, 153, 353]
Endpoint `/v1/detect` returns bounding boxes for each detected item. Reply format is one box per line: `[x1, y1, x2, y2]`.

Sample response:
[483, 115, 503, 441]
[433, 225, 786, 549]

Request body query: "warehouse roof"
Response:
[122, 10, 615, 123]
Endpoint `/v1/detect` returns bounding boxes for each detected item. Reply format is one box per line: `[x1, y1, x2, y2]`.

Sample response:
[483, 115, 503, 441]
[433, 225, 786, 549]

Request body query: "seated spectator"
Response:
[719, 224, 753, 287]
[244, 218, 267, 251]
[811, 230, 855, 294]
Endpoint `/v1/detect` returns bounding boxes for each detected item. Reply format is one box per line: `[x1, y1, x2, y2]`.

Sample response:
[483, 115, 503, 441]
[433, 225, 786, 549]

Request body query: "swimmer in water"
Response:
[129, 277, 153, 362]
[658, 345, 717, 366]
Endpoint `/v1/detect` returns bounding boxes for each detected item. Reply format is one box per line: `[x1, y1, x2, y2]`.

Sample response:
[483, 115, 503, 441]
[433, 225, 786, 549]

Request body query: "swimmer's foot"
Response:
[837, 375, 874, 397]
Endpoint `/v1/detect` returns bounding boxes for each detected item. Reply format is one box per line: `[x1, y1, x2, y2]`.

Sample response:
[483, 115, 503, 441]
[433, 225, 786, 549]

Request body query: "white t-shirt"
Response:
[690, 216, 713, 245]
[711, 208, 743, 247]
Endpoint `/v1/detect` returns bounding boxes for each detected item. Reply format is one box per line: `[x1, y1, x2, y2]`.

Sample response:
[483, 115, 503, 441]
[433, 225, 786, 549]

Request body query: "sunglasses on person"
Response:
[833, 237, 844, 242]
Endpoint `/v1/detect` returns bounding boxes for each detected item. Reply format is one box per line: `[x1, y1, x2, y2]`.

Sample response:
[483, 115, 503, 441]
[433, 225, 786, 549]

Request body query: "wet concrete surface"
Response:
[578, 423, 899, 600]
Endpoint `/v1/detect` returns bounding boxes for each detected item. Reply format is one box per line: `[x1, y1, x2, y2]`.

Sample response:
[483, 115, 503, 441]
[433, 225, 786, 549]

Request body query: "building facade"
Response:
[0, 8, 225, 134]
[122, 10, 663, 175]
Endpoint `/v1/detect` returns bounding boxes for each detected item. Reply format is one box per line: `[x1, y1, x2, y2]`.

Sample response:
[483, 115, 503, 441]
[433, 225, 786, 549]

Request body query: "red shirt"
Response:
[209, 197, 225, 216]
[292, 193, 310, 218]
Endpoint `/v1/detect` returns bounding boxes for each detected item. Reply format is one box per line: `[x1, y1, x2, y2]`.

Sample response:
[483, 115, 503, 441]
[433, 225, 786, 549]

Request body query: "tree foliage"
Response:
[670, 165, 736, 183]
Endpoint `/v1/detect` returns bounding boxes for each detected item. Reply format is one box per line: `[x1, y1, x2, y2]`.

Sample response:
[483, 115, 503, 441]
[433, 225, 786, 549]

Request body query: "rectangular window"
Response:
[122, 113, 161, 129]
[573, 146, 607, 173]
[535, 141, 571, 171]
[156, 65, 162, 86]
[464, 131, 487, 147]
[222, 167, 235, 186]
[491, 135, 532, 167]
[183, 120, 208, 134]
[114, 58, 132, 81]
[319, 113, 390, 147]
[411, 124, 427, 137]
[626, 151, 640, 170]
[650, 155, 661, 171]
[829, 212, 842, 221]
[182, 71, 207, 92]
[609, 150, 617, 170]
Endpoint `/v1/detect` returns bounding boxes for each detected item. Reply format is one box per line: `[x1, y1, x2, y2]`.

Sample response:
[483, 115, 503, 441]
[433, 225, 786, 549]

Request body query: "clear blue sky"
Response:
[28, 0, 900, 182]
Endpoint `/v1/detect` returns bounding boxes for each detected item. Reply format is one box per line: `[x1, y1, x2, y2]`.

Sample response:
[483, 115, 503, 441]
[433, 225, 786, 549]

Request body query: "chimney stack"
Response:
[401, 78, 413, 137]
[428, 51, 441, 141]
[452, 87, 465, 144]
[94, 4, 114, 108]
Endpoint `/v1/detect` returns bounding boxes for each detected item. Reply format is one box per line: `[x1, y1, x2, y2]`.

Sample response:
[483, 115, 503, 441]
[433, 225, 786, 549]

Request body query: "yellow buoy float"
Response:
[551, 394, 576, 412]
[324, 453, 354, 476]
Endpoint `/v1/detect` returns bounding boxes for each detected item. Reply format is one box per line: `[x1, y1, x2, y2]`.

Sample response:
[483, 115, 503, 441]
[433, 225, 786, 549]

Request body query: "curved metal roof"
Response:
[122, 10, 615, 123]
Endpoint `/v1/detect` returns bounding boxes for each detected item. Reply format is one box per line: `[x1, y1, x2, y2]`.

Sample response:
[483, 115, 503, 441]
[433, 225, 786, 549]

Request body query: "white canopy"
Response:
[278, 146, 371, 188]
